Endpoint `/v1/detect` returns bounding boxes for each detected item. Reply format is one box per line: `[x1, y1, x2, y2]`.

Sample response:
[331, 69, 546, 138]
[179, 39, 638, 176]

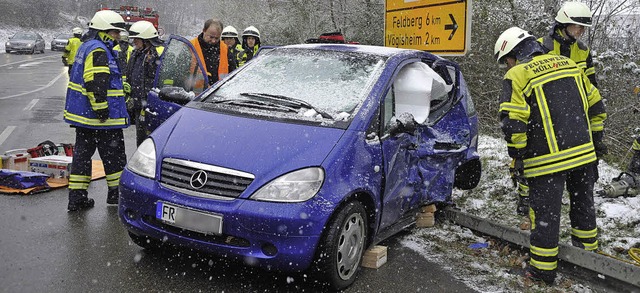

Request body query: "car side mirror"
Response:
[158, 86, 195, 105]
[389, 112, 417, 136]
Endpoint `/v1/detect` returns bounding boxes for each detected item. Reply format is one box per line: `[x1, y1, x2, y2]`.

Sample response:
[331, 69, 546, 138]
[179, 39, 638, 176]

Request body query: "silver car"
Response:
[50, 33, 71, 52]
[5, 32, 45, 54]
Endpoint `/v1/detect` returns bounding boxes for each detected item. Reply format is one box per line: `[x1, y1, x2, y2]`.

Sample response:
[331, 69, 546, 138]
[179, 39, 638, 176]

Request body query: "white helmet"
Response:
[129, 21, 158, 39]
[221, 26, 239, 38]
[243, 26, 260, 39]
[119, 31, 129, 41]
[555, 1, 592, 27]
[494, 27, 534, 63]
[72, 27, 83, 35]
[89, 10, 126, 31]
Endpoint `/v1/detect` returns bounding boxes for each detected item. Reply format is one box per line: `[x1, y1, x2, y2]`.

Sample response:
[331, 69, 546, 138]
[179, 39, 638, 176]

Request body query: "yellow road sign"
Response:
[385, 0, 472, 56]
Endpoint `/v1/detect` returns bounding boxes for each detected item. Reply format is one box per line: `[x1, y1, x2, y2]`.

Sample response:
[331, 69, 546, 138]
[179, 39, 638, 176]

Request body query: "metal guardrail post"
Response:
[442, 207, 640, 288]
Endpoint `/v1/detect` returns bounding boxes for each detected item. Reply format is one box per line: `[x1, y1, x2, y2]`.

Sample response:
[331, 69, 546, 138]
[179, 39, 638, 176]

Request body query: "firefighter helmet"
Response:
[222, 26, 239, 38]
[129, 21, 158, 39]
[494, 27, 534, 63]
[89, 10, 126, 31]
[555, 1, 592, 27]
[242, 26, 260, 39]
[119, 31, 129, 41]
[72, 27, 83, 35]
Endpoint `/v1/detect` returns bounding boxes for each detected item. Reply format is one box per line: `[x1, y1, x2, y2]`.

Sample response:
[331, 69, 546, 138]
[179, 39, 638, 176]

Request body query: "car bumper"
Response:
[51, 44, 65, 51]
[6, 46, 34, 52]
[118, 169, 329, 271]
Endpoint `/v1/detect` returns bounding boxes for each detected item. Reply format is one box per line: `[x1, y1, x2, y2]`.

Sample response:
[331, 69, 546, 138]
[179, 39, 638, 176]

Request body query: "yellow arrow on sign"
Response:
[384, 0, 472, 56]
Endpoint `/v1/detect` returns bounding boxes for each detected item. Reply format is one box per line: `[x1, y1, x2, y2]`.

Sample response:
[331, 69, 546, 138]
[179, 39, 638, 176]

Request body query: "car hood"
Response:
[158, 107, 345, 178]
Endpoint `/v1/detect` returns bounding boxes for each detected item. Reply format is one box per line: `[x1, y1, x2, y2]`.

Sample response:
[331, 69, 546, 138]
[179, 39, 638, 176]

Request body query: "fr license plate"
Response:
[156, 202, 223, 235]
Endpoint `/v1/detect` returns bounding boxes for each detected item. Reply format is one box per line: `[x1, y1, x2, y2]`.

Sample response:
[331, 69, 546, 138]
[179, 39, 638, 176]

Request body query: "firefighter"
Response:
[124, 20, 165, 146]
[64, 10, 129, 211]
[221, 25, 242, 71]
[190, 19, 230, 86]
[494, 27, 607, 284]
[62, 27, 83, 75]
[238, 26, 261, 67]
[113, 31, 133, 74]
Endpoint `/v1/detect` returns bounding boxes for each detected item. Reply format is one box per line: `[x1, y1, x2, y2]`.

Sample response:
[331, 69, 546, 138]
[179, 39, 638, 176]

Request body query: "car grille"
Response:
[160, 158, 254, 200]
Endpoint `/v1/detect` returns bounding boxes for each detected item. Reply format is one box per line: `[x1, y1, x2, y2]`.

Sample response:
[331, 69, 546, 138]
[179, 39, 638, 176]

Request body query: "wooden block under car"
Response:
[416, 212, 435, 228]
[361, 245, 387, 269]
[420, 204, 437, 213]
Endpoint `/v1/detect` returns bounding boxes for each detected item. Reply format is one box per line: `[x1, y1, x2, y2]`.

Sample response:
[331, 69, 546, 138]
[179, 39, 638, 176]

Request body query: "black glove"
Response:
[509, 158, 525, 187]
[95, 108, 109, 123]
[61, 56, 67, 66]
[592, 131, 608, 158]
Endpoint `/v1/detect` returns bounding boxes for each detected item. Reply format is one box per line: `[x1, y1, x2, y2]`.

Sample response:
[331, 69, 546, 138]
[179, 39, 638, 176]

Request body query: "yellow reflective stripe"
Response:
[531, 245, 559, 257]
[524, 152, 597, 177]
[107, 89, 124, 96]
[69, 174, 91, 182]
[499, 102, 530, 114]
[535, 87, 558, 153]
[106, 171, 122, 181]
[92, 101, 108, 110]
[507, 141, 527, 149]
[524, 142, 594, 168]
[64, 110, 127, 126]
[633, 140, 640, 151]
[85, 66, 110, 75]
[572, 227, 597, 239]
[68, 82, 84, 93]
[584, 67, 595, 76]
[68, 83, 124, 98]
[529, 207, 536, 230]
[522, 67, 582, 97]
[583, 240, 598, 251]
[69, 182, 90, 190]
[530, 258, 557, 271]
[163, 79, 174, 85]
[576, 61, 587, 70]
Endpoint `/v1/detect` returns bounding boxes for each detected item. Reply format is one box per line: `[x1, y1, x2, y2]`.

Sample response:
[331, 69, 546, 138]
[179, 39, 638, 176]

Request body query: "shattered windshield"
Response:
[202, 48, 385, 122]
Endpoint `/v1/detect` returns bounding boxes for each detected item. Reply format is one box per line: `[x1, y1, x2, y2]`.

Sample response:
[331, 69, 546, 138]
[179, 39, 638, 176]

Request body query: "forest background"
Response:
[2, 0, 640, 167]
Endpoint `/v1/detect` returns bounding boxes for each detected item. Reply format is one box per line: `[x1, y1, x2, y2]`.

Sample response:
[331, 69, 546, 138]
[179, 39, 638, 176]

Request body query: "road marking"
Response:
[0, 126, 16, 146]
[23, 99, 39, 111]
[19, 61, 45, 68]
[0, 70, 65, 100]
[0, 55, 58, 69]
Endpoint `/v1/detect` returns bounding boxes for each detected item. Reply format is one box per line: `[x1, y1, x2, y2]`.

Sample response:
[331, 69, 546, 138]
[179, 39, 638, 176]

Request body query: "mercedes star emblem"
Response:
[190, 170, 208, 189]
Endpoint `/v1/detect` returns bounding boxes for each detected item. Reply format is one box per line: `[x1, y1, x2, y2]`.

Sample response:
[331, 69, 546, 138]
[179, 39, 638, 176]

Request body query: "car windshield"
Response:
[13, 33, 36, 40]
[203, 48, 385, 123]
[55, 34, 72, 39]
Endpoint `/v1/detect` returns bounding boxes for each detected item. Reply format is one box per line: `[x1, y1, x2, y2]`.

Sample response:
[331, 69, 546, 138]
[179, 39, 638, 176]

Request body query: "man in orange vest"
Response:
[190, 19, 230, 86]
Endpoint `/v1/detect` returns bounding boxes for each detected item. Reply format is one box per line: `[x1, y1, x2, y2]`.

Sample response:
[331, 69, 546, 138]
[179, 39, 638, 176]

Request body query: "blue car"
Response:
[119, 38, 481, 290]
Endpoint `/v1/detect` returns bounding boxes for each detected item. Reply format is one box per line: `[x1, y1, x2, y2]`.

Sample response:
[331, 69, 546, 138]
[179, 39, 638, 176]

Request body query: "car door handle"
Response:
[407, 143, 417, 150]
[145, 108, 158, 116]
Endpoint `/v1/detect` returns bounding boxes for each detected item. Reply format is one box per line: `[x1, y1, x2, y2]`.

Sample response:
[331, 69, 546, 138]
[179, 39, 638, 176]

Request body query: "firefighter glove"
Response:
[95, 108, 109, 122]
[592, 131, 608, 158]
[509, 158, 525, 186]
[123, 82, 131, 94]
[61, 56, 67, 66]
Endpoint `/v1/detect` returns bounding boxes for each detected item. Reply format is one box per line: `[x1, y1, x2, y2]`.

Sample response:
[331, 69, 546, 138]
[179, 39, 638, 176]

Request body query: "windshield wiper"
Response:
[240, 92, 333, 119]
[209, 98, 298, 114]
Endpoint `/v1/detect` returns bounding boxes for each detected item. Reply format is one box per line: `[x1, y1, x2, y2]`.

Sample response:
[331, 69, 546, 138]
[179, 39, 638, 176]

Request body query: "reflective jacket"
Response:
[499, 54, 606, 178]
[125, 45, 165, 108]
[238, 44, 259, 67]
[538, 28, 598, 87]
[63, 36, 82, 66]
[114, 42, 133, 79]
[64, 38, 129, 129]
[190, 35, 229, 85]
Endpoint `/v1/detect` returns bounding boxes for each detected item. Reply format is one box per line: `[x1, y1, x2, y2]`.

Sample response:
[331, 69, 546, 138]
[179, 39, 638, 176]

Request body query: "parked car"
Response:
[50, 33, 72, 51]
[5, 32, 45, 54]
[119, 37, 481, 290]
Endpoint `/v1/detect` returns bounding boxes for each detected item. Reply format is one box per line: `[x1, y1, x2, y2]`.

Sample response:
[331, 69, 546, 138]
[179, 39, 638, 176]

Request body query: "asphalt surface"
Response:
[0, 50, 476, 292]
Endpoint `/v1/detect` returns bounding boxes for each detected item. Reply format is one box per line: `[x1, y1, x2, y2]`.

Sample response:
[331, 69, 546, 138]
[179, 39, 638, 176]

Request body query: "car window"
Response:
[206, 48, 385, 122]
[156, 39, 208, 95]
[14, 33, 36, 40]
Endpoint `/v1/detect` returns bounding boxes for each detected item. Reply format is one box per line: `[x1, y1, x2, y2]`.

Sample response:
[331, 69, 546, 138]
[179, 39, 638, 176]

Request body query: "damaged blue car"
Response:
[118, 40, 481, 290]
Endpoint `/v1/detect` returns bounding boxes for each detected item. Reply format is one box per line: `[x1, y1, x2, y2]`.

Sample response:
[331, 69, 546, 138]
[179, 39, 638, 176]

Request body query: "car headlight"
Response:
[5, 42, 9, 46]
[127, 138, 156, 178]
[251, 167, 324, 202]
[27, 43, 32, 47]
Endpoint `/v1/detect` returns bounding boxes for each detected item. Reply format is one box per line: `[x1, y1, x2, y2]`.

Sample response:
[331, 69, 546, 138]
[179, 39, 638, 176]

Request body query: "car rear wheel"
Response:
[128, 231, 163, 251]
[313, 201, 368, 291]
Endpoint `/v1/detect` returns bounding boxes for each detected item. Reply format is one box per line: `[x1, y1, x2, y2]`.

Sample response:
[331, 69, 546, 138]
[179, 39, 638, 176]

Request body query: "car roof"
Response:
[281, 43, 421, 57]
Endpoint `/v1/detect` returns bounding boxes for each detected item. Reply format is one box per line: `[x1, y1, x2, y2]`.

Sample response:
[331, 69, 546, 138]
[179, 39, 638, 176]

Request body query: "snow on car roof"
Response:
[283, 43, 423, 57]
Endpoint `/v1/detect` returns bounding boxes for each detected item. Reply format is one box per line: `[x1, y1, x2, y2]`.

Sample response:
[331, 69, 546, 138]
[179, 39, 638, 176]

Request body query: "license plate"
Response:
[156, 202, 223, 235]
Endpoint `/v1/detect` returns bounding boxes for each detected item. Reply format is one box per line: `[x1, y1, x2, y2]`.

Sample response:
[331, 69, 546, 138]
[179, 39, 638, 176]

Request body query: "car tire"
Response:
[5, 50, 9, 53]
[128, 231, 163, 251]
[313, 201, 368, 291]
[30, 48, 35, 54]
[453, 158, 482, 190]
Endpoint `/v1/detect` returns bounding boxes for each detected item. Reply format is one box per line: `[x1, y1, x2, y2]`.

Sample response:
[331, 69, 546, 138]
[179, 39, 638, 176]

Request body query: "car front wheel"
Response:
[313, 201, 368, 291]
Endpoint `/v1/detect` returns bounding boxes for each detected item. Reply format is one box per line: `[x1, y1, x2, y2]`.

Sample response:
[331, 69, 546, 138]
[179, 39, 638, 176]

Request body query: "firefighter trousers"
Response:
[527, 163, 598, 278]
[68, 127, 126, 203]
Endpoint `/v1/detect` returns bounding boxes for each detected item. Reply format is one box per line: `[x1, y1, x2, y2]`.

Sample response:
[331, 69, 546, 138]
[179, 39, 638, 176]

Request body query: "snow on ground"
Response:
[401, 135, 640, 292]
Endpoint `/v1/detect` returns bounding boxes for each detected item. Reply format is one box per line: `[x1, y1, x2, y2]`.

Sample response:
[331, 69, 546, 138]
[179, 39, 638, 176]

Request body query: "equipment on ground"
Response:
[596, 172, 639, 197]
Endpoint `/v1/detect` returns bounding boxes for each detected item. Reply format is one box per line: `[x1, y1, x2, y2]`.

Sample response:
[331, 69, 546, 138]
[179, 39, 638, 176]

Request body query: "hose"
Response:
[630, 248, 640, 264]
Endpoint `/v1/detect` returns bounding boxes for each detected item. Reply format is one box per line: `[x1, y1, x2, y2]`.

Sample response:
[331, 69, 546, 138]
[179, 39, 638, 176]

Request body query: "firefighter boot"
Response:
[68, 189, 95, 211]
[106, 187, 119, 205]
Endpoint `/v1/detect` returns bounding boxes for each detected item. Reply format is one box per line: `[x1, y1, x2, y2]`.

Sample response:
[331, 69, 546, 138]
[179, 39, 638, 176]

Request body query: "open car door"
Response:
[144, 35, 209, 133]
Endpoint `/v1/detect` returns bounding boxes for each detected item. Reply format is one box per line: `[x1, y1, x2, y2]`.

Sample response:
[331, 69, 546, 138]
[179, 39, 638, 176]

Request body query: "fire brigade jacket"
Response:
[238, 44, 260, 67]
[499, 54, 607, 178]
[63, 36, 82, 66]
[64, 38, 129, 129]
[538, 28, 598, 87]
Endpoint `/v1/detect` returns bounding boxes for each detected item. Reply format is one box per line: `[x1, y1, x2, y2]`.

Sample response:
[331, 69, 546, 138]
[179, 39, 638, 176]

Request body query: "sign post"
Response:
[384, 0, 472, 56]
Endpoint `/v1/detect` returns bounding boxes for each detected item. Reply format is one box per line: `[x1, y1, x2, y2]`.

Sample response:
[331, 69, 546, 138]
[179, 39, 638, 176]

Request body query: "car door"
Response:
[378, 58, 469, 229]
[144, 35, 209, 133]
